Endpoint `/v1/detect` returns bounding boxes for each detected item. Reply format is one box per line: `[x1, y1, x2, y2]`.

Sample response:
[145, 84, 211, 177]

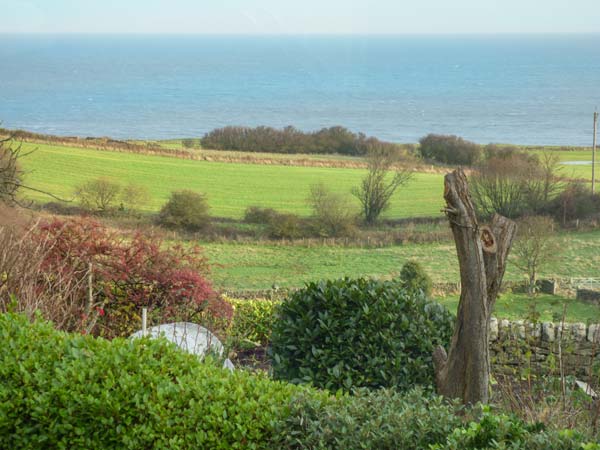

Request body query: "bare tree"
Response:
[352, 146, 412, 225]
[0, 135, 68, 206]
[0, 137, 24, 205]
[74, 177, 121, 213]
[433, 168, 516, 405]
[512, 215, 560, 295]
[471, 153, 562, 219]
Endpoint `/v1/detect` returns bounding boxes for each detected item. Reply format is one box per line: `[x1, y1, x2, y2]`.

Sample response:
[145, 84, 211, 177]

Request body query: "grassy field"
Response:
[437, 293, 596, 323]
[20, 142, 445, 219]
[203, 229, 600, 289]
[204, 231, 600, 322]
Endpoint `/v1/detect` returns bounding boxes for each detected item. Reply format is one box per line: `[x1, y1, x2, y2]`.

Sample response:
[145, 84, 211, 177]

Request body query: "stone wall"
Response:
[489, 318, 600, 377]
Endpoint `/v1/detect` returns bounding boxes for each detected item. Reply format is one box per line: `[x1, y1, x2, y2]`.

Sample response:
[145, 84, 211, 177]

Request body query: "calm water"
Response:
[0, 34, 599, 145]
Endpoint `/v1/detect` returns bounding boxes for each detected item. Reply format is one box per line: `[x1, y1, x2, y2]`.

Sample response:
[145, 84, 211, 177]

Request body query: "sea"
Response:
[0, 34, 599, 145]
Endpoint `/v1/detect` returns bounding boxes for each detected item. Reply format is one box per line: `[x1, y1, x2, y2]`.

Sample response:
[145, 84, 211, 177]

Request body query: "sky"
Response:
[0, 0, 599, 34]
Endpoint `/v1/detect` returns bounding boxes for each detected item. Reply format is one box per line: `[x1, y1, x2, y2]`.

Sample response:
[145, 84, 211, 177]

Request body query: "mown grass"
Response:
[20, 142, 444, 219]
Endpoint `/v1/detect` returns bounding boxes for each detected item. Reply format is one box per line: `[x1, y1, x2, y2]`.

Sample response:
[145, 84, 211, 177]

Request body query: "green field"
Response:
[203, 229, 600, 290]
[20, 142, 444, 219]
[204, 231, 600, 322]
[16, 138, 600, 323]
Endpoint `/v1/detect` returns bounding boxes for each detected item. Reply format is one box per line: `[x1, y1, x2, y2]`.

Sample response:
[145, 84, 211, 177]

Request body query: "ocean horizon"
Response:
[1, 33, 599, 146]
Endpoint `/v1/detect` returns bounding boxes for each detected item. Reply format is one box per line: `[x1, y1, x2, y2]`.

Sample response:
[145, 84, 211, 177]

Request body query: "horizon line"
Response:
[1, 31, 599, 36]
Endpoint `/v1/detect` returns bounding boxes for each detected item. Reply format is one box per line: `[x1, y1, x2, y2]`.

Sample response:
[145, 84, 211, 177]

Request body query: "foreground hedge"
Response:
[1, 313, 597, 449]
[0, 313, 307, 450]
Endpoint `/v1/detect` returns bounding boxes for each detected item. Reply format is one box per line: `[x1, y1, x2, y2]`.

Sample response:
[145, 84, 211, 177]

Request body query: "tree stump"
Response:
[433, 168, 517, 404]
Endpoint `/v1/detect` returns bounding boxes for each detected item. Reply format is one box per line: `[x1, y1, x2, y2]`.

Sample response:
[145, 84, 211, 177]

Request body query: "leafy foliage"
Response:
[274, 388, 463, 450]
[399, 260, 433, 297]
[0, 313, 306, 450]
[270, 278, 454, 392]
[226, 297, 280, 349]
[438, 407, 596, 450]
[31, 217, 226, 337]
[158, 189, 211, 231]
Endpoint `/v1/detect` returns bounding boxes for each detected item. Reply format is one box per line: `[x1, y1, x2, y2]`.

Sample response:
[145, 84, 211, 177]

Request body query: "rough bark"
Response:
[433, 168, 517, 404]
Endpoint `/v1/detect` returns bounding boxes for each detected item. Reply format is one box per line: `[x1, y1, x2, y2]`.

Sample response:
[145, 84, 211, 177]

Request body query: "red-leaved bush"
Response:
[31, 217, 232, 338]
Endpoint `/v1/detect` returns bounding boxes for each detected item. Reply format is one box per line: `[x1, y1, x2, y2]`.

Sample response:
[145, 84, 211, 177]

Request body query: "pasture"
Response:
[20, 142, 445, 219]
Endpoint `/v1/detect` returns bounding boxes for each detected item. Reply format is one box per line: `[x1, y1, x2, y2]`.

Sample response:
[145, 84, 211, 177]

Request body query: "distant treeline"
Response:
[201, 126, 404, 156]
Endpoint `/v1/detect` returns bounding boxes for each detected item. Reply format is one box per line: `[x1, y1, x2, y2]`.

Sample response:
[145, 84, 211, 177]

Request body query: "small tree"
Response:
[158, 190, 210, 232]
[308, 182, 356, 237]
[352, 146, 412, 225]
[512, 215, 560, 295]
[74, 178, 121, 213]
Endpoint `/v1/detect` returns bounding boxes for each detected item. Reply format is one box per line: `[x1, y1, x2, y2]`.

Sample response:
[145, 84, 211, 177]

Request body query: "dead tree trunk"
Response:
[433, 168, 516, 404]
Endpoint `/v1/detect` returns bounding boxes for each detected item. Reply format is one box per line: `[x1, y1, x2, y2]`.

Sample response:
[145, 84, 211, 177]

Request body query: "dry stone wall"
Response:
[489, 317, 600, 377]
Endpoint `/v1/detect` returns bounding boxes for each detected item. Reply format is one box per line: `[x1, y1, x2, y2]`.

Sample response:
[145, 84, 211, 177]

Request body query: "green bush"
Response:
[437, 407, 597, 450]
[244, 206, 280, 224]
[226, 297, 280, 349]
[399, 260, 433, 296]
[274, 387, 463, 450]
[266, 212, 305, 239]
[0, 313, 307, 449]
[158, 190, 211, 232]
[270, 278, 455, 392]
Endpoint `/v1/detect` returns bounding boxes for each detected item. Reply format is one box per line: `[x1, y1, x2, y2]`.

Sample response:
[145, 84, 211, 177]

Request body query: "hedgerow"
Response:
[0, 313, 307, 450]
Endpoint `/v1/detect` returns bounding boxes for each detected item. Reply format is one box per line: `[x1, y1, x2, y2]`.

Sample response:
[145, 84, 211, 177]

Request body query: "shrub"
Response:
[470, 154, 547, 219]
[266, 212, 305, 239]
[200, 125, 402, 156]
[308, 182, 356, 237]
[29, 217, 227, 338]
[74, 177, 121, 213]
[226, 297, 280, 349]
[419, 134, 482, 166]
[274, 387, 463, 450]
[399, 260, 433, 297]
[158, 190, 211, 232]
[270, 278, 454, 392]
[546, 182, 600, 225]
[439, 407, 595, 450]
[0, 313, 307, 449]
[244, 206, 280, 224]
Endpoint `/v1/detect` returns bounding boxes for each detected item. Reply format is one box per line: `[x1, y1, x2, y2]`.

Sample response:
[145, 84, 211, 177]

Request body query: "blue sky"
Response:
[1, 0, 599, 34]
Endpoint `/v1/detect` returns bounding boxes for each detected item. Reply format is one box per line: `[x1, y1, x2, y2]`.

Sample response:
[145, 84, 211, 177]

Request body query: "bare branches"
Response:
[352, 145, 413, 224]
[0, 135, 70, 207]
